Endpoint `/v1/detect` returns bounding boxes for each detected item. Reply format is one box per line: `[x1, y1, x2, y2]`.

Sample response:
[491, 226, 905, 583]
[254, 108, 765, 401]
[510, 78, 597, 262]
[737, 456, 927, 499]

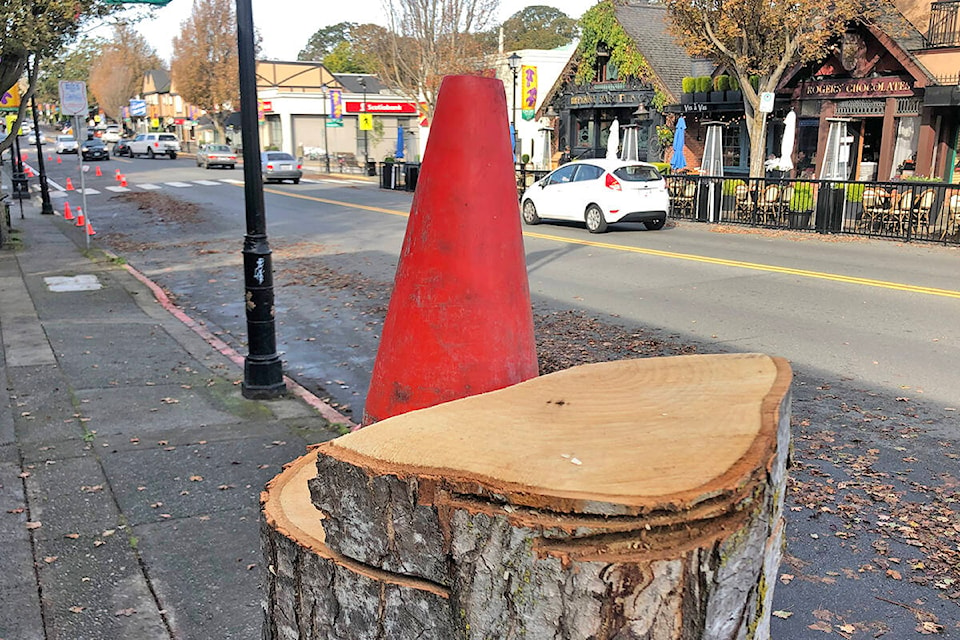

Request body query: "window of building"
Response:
[575, 113, 594, 148]
[722, 123, 743, 169]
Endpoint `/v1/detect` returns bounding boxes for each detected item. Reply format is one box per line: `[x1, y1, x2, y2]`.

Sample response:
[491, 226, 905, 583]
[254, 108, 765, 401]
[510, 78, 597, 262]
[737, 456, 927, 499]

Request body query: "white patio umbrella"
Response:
[766, 110, 796, 172]
[606, 118, 620, 160]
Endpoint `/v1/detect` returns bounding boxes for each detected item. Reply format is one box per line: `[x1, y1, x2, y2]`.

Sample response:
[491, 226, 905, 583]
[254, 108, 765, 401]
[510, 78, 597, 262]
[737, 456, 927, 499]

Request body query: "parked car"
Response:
[27, 132, 46, 145]
[102, 124, 122, 143]
[113, 138, 132, 157]
[128, 132, 180, 159]
[55, 135, 79, 154]
[520, 159, 670, 233]
[81, 138, 110, 161]
[196, 144, 236, 169]
[260, 152, 302, 184]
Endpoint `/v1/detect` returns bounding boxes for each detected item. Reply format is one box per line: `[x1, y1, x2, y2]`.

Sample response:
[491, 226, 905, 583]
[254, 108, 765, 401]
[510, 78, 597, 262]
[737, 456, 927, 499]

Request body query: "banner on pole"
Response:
[521, 65, 537, 121]
[328, 89, 343, 127]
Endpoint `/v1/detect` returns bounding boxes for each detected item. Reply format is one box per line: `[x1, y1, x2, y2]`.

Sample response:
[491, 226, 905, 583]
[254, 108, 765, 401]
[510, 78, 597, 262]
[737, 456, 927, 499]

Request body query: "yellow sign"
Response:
[359, 113, 373, 131]
[521, 65, 538, 121]
[1, 84, 21, 109]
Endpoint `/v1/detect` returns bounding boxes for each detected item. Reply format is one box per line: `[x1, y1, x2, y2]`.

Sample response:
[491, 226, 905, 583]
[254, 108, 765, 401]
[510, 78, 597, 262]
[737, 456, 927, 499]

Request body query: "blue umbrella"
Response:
[395, 126, 405, 160]
[670, 116, 687, 171]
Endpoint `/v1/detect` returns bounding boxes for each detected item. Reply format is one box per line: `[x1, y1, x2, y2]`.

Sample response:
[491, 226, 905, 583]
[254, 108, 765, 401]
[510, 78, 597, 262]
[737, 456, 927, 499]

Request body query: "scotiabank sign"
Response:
[800, 76, 915, 99]
[345, 101, 417, 114]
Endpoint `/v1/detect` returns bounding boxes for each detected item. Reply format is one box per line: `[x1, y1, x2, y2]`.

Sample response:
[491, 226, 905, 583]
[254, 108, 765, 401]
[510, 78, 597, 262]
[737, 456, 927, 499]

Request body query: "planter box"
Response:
[710, 91, 725, 102]
[787, 211, 812, 229]
[680, 93, 694, 105]
[726, 90, 742, 103]
[694, 92, 709, 104]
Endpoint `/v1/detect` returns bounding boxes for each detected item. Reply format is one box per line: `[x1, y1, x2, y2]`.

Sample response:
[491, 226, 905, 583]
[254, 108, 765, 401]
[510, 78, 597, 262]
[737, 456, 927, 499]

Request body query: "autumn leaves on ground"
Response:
[102, 192, 959, 636]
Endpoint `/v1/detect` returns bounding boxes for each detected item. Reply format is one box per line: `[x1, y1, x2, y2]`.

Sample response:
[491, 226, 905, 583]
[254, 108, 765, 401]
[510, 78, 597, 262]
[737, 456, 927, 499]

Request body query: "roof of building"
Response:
[334, 74, 385, 95]
[614, 0, 694, 99]
[143, 69, 172, 95]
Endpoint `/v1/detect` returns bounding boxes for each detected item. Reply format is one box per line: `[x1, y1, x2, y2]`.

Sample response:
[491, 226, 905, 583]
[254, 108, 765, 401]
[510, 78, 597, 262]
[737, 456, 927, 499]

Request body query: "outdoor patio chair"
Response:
[757, 184, 781, 225]
[942, 194, 960, 241]
[858, 188, 888, 233]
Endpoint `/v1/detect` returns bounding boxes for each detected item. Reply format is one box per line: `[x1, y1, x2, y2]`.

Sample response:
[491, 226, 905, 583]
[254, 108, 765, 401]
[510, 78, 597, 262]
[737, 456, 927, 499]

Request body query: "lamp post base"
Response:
[242, 357, 286, 399]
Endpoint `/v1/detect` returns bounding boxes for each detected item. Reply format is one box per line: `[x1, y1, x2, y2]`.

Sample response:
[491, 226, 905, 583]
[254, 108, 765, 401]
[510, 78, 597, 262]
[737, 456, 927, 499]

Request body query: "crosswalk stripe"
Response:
[193, 180, 221, 186]
[164, 181, 192, 187]
[138, 183, 162, 190]
[78, 188, 100, 195]
[221, 179, 244, 185]
[105, 186, 131, 192]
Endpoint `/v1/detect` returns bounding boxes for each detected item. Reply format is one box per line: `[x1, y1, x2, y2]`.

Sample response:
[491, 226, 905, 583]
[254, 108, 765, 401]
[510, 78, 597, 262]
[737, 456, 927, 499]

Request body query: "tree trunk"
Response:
[262, 354, 793, 640]
[745, 101, 768, 179]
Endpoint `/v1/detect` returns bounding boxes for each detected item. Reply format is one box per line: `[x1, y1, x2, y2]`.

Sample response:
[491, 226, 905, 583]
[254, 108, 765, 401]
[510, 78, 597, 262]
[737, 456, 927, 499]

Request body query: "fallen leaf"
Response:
[93, 540, 105, 547]
[808, 620, 833, 632]
[772, 610, 793, 619]
[6, 507, 25, 514]
[189, 475, 203, 482]
[69, 606, 85, 613]
[114, 608, 137, 617]
[217, 484, 234, 491]
[43, 556, 58, 563]
[838, 623, 856, 633]
[887, 569, 902, 580]
[779, 574, 795, 584]
[64, 533, 80, 539]
[25, 521, 42, 530]
[161, 397, 180, 404]
[917, 621, 944, 634]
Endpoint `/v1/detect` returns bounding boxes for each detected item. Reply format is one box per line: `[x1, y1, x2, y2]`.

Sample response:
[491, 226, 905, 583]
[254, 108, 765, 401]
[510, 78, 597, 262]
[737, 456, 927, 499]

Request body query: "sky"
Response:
[120, 0, 598, 64]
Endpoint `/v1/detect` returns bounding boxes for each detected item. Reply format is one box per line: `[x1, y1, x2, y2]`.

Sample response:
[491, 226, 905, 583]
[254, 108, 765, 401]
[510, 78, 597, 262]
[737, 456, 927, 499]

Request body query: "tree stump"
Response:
[262, 353, 793, 640]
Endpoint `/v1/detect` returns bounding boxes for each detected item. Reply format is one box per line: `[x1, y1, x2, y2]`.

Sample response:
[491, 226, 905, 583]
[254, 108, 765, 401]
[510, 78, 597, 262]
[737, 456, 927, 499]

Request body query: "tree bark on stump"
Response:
[262, 353, 793, 640]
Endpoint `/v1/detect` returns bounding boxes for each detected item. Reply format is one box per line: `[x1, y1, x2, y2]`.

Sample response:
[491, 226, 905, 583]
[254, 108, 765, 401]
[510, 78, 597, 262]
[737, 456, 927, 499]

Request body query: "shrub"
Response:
[384, 155, 395, 163]
[713, 75, 730, 92]
[721, 178, 746, 196]
[789, 182, 814, 212]
[695, 76, 712, 93]
[264, 144, 280, 151]
[728, 75, 740, 91]
[520, 153, 530, 164]
[749, 75, 760, 92]
[649, 161, 670, 175]
[681, 77, 696, 93]
[845, 183, 864, 202]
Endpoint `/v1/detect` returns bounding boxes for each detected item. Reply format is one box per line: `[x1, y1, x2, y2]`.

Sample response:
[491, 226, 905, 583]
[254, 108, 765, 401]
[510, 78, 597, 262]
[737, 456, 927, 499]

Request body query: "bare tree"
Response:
[664, 0, 872, 176]
[378, 0, 500, 119]
[89, 24, 162, 122]
[170, 0, 239, 140]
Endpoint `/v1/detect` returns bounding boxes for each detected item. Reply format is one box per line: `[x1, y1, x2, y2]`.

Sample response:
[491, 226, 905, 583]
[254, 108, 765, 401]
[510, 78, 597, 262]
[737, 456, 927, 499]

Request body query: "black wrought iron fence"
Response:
[666, 175, 960, 245]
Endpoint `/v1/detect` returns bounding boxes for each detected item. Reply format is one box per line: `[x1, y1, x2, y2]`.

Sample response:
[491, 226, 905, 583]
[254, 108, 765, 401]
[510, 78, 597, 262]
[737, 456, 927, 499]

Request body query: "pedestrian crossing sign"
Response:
[359, 113, 373, 131]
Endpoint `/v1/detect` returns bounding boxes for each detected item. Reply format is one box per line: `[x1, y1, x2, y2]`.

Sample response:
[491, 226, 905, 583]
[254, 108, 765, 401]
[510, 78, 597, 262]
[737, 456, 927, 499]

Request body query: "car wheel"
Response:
[521, 200, 541, 225]
[147, 148, 155, 159]
[293, 178, 300, 184]
[169, 152, 177, 159]
[585, 205, 608, 234]
[645, 217, 666, 231]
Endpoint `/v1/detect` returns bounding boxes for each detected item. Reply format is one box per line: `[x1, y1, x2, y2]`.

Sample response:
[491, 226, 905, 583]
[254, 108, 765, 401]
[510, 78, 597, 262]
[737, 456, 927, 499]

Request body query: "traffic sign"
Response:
[759, 92, 775, 113]
[59, 81, 88, 116]
[359, 113, 373, 131]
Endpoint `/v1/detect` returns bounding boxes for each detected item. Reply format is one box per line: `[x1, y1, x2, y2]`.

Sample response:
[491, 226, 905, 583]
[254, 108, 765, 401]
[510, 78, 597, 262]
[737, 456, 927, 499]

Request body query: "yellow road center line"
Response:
[257, 188, 960, 300]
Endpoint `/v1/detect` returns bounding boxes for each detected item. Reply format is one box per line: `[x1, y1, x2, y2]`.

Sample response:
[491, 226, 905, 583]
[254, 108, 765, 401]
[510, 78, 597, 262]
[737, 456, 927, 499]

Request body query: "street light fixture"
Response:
[321, 83, 331, 174]
[508, 53, 521, 159]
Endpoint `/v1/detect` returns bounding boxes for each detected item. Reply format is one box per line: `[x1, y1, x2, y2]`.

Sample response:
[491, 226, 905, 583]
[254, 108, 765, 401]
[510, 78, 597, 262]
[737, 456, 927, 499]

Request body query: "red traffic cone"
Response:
[20, 153, 26, 162]
[120, 175, 127, 187]
[115, 168, 122, 181]
[85, 221, 96, 236]
[65, 177, 74, 191]
[75, 208, 85, 226]
[47, 155, 53, 161]
[64, 202, 74, 220]
[95, 165, 102, 177]
[25, 166, 34, 177]
[56, 155, 62, 164]
[362, 75, 538, 426]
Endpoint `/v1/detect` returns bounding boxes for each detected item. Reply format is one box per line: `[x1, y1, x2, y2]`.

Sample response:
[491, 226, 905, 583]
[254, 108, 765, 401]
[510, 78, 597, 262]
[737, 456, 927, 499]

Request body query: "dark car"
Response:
[81, 138, 110, 161]
[261, 152, 302, 184]
[113, 138, 132, 157]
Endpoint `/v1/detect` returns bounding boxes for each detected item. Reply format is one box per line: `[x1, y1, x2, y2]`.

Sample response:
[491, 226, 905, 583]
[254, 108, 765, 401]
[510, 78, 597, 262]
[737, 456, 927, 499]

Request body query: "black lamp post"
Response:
[358, 77, 368, 166]
[235, 0, 285, 399]
[321, 83, 331, 174]
[508, 52, 521, 159]
[27, 56, 54, 215]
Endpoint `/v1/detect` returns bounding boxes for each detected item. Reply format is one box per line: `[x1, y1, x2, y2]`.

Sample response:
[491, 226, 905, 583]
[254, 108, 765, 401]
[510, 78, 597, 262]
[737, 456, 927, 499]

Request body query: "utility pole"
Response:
[236, 0, 285, 399]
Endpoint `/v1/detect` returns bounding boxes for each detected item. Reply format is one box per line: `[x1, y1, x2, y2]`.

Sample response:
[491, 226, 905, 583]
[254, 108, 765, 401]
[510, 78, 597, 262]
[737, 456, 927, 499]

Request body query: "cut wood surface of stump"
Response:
[261, 353, 793, 640]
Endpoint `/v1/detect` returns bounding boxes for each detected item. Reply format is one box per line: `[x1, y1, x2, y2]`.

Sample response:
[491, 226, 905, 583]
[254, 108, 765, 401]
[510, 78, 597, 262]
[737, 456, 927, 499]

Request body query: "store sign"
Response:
[260, 100, 273, 112]
[567, 91, 649, 109]
[800, 76, 914, 99]
[345, 101, 417, 114]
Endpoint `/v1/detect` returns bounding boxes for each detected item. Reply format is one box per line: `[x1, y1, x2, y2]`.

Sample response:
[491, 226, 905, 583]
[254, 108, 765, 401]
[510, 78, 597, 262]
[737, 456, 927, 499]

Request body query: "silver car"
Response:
[261, 152, 302, 184]
[197, 144, 236, 169]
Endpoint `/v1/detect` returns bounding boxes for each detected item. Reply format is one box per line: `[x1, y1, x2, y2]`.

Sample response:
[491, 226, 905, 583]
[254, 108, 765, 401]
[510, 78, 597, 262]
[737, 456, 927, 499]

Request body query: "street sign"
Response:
[358, 113, 373, 131]
[129, 99, 147, 116]
[59, 81, 88, 116]
[1, 84, 21, 110]
[759, 92, 775, 113]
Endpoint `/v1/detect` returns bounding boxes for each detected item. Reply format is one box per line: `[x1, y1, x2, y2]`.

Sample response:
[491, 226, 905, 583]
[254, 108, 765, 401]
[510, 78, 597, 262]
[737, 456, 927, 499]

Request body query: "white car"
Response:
[520, 159, 670, 233]
[55, 135, 79, 154]
[102, 125, 122, 143]
[128, 132, 180, 159]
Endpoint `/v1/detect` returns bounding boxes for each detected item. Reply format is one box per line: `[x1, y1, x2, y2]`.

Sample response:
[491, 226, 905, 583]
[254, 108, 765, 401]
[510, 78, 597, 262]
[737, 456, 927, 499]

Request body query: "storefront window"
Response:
[890, 116, 920, 179]
[575, 113, 594, 148]
[722, 123, 743, 170]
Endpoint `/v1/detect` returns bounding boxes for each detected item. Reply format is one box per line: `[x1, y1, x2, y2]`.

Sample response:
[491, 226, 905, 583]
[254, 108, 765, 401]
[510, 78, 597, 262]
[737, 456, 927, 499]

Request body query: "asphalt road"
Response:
[17, 143, 960, 634]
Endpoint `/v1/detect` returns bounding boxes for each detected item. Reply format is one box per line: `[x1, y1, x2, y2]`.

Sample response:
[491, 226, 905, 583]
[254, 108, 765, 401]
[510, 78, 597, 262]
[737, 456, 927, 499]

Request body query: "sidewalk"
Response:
[0, 197, 345, 639]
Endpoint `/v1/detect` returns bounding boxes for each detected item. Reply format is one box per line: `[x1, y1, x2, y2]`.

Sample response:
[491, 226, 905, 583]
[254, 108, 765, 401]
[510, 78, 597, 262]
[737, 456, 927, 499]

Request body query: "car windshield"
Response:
[159, 134, 177, 141]
[613, 165, 662, 182]
[85, 140, 105, 147]
[59, 136, 76, 142]
[206, 145, 231, 152]
[266, 153, 295, 161]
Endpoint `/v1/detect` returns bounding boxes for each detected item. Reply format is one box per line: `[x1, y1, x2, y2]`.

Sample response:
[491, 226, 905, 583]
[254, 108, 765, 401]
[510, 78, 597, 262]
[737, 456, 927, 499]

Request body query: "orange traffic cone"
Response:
[95, 165, 102, 177]
[361, 75, 538, 426]
[75, 207, 85, 226]
[120, 175, 127, 187]
[25, 166, 34, 177]
[115, 168, 122, 181]
[56, 156, 62, 164]
[20, 153, 26, 162]
[65, 177, 74, 191]
[85, 221, 96, 236]
[64, 202, 74, 220]
[47, 155, 53, 161]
